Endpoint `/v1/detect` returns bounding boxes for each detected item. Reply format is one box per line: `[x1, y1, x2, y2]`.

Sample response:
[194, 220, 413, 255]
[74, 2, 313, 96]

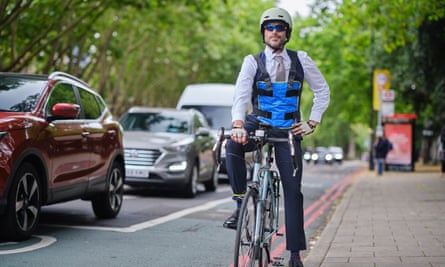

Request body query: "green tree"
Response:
[1, 0, 444, 161]
[294, 0, 445, 159]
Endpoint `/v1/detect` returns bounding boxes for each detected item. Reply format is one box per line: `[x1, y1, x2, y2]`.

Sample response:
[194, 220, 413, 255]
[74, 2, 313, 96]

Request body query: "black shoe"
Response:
[288, 258, 304, 267]
[223, 209, 239, 229]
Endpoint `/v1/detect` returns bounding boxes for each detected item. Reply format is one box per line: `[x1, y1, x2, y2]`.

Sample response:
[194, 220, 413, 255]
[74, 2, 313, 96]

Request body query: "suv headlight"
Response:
[168, 161, 187, 172]
[311, 153, 319, 161]
[325, 154, 333, 161]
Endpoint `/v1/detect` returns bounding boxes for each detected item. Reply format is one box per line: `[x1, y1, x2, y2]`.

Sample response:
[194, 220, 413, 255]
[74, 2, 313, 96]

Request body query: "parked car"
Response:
[119, 107, 217, 197]
[176, 83, 253, 178]
[311, 146, 333, 164]
[0, 72, 125, 241]
[303, 149, 312, 163]
[328, 146, 344, 164]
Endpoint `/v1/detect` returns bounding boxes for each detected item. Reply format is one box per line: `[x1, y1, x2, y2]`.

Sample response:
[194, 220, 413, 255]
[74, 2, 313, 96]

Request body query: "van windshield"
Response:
[181, 105, 232, 130]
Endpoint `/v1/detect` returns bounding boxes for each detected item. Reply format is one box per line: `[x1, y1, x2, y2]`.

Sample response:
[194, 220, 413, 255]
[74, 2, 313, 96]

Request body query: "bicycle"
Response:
[214, 124, 297, 267]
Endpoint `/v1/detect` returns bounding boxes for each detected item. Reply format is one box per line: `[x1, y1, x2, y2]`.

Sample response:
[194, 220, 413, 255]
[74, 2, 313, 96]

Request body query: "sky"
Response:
[277, 0, 312, 17]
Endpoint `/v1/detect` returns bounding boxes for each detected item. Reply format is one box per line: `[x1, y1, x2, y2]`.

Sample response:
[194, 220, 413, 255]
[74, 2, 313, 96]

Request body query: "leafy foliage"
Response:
[1, 0, 444, 158]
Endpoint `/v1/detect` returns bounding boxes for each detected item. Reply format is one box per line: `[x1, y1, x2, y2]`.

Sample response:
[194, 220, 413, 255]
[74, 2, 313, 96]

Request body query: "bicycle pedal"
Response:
[276, 232, 284, 236]
[272, 257, 285, 266]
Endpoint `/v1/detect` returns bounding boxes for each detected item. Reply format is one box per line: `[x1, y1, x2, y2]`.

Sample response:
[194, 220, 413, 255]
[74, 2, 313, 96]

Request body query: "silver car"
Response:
[119, 107, 217, 197]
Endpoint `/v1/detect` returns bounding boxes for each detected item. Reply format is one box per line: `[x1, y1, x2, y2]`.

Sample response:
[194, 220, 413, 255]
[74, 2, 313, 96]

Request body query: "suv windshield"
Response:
[120, 112, 191, 134]
[0, 76, 46, 112]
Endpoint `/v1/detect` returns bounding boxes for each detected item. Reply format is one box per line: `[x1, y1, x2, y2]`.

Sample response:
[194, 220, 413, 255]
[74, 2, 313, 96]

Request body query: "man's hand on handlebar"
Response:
[231, 127, 248, 144]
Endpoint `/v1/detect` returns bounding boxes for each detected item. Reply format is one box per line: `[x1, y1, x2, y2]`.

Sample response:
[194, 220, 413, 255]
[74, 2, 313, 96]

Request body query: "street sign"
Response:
[381, 89, 395, 102]
[373, 69, 390, 110]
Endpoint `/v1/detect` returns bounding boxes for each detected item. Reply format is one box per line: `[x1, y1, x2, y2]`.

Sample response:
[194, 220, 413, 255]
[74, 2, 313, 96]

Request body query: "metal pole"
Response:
[369, 29, 375, 171]
[369, 75, 375, 170]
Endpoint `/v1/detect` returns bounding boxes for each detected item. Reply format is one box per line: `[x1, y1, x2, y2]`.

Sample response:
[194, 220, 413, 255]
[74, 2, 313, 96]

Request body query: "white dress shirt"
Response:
[232, 47, 330, 124]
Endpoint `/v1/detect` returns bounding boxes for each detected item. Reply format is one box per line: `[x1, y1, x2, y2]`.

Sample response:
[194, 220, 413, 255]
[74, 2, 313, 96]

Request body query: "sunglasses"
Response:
[264, 23, 287, 32]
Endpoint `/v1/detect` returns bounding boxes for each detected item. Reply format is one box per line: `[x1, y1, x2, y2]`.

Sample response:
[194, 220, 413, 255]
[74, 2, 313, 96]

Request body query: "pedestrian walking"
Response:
[440, 124, 445, 175]
[223, 7, 330, 267]
[374, 132, 393, 175]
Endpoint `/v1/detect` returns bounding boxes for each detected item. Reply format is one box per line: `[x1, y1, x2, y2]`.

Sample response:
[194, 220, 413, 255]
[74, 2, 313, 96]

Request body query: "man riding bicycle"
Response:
[223, 7, 330, 267]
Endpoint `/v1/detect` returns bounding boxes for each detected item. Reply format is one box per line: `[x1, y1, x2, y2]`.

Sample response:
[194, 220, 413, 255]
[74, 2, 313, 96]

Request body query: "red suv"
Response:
[0, 72, 125, 241]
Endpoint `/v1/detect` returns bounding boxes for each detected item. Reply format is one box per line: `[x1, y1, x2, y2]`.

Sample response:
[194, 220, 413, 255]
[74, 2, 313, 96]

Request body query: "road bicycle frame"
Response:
[214, 125, 295, 267]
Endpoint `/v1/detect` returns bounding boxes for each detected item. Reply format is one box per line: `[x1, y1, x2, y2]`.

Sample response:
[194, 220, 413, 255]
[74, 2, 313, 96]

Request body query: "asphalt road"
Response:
[0, 160, 365, 267]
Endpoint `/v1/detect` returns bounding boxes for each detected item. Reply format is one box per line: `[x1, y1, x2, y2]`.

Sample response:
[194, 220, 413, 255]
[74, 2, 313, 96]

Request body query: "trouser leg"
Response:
[376, 159, 383, 175]
[274, 133, 306, 251]
[225, 115, 257, 197]
[226, 140, 248, 196]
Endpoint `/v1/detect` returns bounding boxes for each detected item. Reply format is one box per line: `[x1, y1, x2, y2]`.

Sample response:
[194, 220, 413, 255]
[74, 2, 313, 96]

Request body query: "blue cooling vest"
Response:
[252, 50, 304, 128]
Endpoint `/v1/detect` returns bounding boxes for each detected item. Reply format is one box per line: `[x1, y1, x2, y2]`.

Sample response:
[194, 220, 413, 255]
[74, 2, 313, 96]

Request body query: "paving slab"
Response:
[304, 163, 445, 267]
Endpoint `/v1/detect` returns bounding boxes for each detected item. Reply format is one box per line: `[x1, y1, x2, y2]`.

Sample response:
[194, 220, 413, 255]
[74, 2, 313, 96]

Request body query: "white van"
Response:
[177, 83, 254, 178]
[176, 83, 235, 132]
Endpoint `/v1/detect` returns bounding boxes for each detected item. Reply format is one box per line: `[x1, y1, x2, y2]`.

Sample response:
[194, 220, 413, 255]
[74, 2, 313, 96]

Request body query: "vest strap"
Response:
[288, 51, 298, 88]
[285, 90, 299, 97]
[253, 107, 272, 118]
[255, 109, 299, 120]
[284, 111, 300, 120]
[254, 55, 272, 90]
[256, 89, 273, 97]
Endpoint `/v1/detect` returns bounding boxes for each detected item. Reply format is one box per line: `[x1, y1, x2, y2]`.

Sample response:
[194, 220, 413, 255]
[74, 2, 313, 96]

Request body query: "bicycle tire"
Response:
[234, 188, 260, 267]
[259, 171, 278, 266]
[255, 173, 279, 267]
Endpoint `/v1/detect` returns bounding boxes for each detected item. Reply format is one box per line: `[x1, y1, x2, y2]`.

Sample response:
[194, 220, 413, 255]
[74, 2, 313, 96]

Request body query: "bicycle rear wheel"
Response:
[234, 188, 260, 267]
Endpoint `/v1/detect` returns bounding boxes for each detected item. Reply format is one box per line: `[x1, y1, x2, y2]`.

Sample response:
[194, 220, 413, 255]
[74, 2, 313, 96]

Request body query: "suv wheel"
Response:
[184, 163, 198, 198]
[0, 162, 41, 241]
[92, 161, 124, 218]
[203, 166, 218, 192]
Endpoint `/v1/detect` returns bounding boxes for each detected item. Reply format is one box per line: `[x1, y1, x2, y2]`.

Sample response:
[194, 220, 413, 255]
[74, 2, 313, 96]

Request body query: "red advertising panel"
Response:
[385, 123, 412, 165]
[383, 114, 417, 171]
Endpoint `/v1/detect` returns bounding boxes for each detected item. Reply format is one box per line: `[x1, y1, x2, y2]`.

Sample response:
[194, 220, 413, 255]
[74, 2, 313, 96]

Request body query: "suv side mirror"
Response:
[49, 103, 80, 121]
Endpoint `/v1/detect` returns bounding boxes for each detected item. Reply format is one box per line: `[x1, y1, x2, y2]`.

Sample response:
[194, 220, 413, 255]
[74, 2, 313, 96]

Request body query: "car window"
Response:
[193, 111, 209, 130]
[147, 114, 189, 133]
[121, 112, 190, 134]
[46, 83, 77, 116]
[95, 95, 106, 114]
[78, 87, 101, 119]
[0, 76, 45, 112]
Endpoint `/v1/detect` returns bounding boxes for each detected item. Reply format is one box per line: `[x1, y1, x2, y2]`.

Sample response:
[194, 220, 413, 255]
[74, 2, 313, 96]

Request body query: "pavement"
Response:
[304, 162, 445, 267]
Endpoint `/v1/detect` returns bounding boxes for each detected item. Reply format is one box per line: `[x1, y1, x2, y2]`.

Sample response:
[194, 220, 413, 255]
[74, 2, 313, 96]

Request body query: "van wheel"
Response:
[0, 162, 41, 241]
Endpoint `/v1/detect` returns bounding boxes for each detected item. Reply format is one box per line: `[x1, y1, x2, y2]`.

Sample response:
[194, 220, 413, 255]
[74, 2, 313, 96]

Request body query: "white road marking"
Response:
[43, 197, 233, 233]
[0, 235, 56, 255]
[1, 189, 233, 254]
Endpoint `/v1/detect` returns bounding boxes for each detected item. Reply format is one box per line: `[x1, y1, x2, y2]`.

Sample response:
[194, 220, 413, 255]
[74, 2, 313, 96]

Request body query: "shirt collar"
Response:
[264, 47, 289, 62]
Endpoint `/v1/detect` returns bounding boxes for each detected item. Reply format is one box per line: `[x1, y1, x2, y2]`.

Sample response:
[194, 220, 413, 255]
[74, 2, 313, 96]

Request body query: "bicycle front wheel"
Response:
[234, 188, 259, 267]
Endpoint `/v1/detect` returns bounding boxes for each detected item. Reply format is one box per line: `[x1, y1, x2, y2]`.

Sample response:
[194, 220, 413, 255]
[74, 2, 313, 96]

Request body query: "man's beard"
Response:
[265, 38, 287, 51]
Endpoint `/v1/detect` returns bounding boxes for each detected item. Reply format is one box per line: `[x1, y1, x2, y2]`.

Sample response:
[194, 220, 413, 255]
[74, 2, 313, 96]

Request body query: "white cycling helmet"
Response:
[259, 7, 293, 40]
